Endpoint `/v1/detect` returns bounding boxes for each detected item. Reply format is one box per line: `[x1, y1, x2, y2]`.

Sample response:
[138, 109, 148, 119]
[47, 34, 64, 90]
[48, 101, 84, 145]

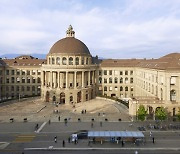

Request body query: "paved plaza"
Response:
[0, 97, 130, 123]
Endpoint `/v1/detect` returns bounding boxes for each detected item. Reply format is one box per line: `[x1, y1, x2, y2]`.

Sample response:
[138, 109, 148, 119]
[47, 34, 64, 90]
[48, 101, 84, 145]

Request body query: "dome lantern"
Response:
[66, 25, 75, 38]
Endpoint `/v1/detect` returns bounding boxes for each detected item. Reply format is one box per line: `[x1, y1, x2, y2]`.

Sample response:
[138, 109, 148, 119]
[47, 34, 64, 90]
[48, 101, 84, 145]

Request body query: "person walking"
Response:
[152, 137, 155, 143]
[54, 136, 57, 143]
[48, 119, 51, 124]
[68, 137, 71, 143]
[62, 140, 65, 147]
[58, 116, 60, 121]
[91, 122, 94, 128]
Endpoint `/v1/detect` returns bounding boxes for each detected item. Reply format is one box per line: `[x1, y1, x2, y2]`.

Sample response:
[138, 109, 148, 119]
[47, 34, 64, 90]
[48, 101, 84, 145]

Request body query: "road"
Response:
[0, 122, 180, 154]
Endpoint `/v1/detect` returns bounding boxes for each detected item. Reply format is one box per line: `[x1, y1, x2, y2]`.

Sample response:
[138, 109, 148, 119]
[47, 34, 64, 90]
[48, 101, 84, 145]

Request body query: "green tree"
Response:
[177, 108, 180, 121]
[137, 105, 147, 121]
[155, 107, 167, 121]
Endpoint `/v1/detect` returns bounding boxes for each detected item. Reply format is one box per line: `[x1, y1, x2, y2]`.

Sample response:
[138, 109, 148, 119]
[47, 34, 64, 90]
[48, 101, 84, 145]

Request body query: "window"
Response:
[6, 78, 9, 83]
[6, 86, 9, 91]
[120, 86, 123, 91]
[11, 86, 14, 91]
[32, 77, 36, 83]
[120, 71, 123, 75]
[0, 70, 2, 75]
[62, 57, 67, 65]
[11, 77, 14, 83]
[130, 78, 133, 83]
[81, 57, 84, 65]
[16, 86, 19, 91]
[131, 87, 133, 91]
[17, 70, 20, 75]
[99, 77, 102, 84]
[32, 70, 36, 75]
[27, 70, 30, 75]
[56, 57, 60, 65]
[104, 70, 107, 75]
[125, 86, 128, 91]
[125, 71, 128, 75]
[75, 57, 79, 65]
[6, 70, 9, 75]
[69, 57, 73, 65]
[52, 58, 55, 64]
[115, 86, 118, 91]
[37, 77, 41, 83]
[38, 71, 41, 75]
[125, 77, 128, 84]
[109, 70, 112, 75]
[27, 77, 30, 83]
[114, 77, 118, 83]
[27, 86, 30, 91]
[104, 78, 107, 83]
[11, 70, 15, 75]
[86, 58, 88, 65]
[17, 77, 20, 83]
[130, 71, 133, 75]
[99, 70, 102, 76]
[49, 57, 51, 64]
[104, 86, 107, 91]
[170, 77, 176, 85]
[109, 77, 112, 83]
[21, 86, 25, 91]
[22, 77, 25, 83]
[109, 87, 112, 91]
[32, 86, 35, 91]
[120, 77, 123, 83]
[22, 70, 26, 75]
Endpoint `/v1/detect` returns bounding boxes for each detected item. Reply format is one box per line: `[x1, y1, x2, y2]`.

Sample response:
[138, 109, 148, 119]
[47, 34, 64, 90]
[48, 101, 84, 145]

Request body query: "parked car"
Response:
[72, 130, 88, 139]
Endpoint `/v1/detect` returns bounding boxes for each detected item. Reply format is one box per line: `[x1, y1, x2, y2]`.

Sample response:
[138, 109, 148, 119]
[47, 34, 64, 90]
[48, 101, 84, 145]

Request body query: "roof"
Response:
[100, 52, 180, 70]
[88, 131, 144, 138]
[1, 55, 46, 67]
[49, 37, 91, 55]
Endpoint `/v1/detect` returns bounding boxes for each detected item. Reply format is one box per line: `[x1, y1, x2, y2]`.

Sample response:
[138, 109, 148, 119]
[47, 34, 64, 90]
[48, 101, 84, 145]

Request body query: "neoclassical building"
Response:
[0, 25, 180, 119]
[41, 25, 97, 104]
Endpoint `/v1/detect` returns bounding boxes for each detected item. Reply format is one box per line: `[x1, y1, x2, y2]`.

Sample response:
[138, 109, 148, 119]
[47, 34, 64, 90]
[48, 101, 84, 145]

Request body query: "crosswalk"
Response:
[13, 134, 36, 143]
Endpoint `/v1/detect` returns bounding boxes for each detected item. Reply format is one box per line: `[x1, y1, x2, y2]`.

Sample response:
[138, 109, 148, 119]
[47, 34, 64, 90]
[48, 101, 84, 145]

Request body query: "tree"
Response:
[177, 108, 180, 121]
[155, 107, 167, 121]
[137, 105, 147, 121]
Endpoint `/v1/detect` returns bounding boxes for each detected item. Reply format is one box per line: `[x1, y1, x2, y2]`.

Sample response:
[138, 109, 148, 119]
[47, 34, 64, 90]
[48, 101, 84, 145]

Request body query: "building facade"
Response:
[0, 26, 180, 118]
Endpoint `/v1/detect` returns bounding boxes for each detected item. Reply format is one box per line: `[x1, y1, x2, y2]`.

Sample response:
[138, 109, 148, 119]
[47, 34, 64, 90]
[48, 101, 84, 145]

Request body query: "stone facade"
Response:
[0, 26, 180, 118]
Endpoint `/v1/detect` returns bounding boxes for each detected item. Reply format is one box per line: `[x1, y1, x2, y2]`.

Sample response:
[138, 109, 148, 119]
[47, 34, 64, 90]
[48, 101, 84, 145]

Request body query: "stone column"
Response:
[82, 71, 84, 88]
[74, 71, 77, 88]
[57, 71, 59, 88]
[42, 71, 44, 86]
[60, 72, 63, 88]
[88, 71, 90, 86]
[66, 71, 69, 89]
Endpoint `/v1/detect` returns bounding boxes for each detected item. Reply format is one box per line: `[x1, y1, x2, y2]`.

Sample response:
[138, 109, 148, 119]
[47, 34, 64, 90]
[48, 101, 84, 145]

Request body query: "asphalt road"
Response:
[0, 122, 180, 154]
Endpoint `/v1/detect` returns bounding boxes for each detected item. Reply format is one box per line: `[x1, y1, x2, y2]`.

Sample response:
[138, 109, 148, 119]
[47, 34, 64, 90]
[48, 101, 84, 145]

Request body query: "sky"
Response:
[0, 0, 180, 59]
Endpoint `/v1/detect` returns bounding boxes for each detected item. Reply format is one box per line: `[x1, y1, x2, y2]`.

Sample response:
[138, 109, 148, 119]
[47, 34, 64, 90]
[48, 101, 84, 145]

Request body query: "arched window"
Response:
[170, 90, 176, 101]
[49, 57, 51, 64]
[75, 57, 79, 65]
[120, 86, 123, 91]
[81, 57, 84, 65]
[32, 86, 35, 91]
[125, 77, 128, 84]
[125, 86, 128, 91]
[62, 57, 67, 65]
[86, 57, 88, 65]
[104, 86, 107, 91]
[56, 57, 60, 65]
[109, 77, 112, 83]
[52, 58, 55, 64]
[99, 77, 102, 84]
[69, 57, 73, 65]
[120, 77, 123, 83]
[130, 78, 133, 83]
[114, 77, 118, 83]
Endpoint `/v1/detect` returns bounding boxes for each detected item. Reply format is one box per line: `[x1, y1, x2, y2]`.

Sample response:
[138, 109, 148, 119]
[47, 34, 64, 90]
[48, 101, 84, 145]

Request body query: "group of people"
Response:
[81, 109, 87, 114]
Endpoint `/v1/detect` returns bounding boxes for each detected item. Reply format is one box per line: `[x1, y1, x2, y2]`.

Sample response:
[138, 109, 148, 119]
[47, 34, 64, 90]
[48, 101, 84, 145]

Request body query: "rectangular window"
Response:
[38, 71, 41, 75]
[109, 87, 112, 91]
[27, 70, 30, 75]
[170, 77, 176, 85]
[99, 70, 102, 76]
[109, 70, 112, 75]
[120, 71, 123, 75]
[6, 70, 9, 75]
[130, 71, 133, 75]
[104, 70, 107, 75]
[32, 70, 36, 75]
[27, 78, 30, 83]
[6, 78, 9, 83]
[17, 70, 20, 75]
[104, 78, 107, 83]
[22, 70, 26, 75]
[11, 70, 15, 75]
[125, 71, 128, 75]
[0, 70, 2, 75]
[11, 77, 15, 83]
[32, 78, 36, 83]
[22, 78, 25, 83]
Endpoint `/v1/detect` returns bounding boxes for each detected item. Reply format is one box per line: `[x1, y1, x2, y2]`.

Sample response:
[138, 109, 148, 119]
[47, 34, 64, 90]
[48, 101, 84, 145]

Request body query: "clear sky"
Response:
[0, 0, 180, 59]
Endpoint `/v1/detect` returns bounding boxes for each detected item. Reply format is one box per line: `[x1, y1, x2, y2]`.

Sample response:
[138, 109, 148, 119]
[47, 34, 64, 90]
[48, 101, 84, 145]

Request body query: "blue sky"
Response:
[0, 0, 180, 59]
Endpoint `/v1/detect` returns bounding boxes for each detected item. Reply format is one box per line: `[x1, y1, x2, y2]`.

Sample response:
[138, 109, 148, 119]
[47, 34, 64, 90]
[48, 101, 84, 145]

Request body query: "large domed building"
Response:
[41, 25, 97, 104]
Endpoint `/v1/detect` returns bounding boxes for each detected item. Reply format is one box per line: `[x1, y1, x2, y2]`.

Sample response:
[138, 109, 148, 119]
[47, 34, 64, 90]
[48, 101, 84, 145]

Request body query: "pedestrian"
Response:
[91, 122, 93, 128]
[68, 137, 71, 143]
[58, 116, 60, 121]
[35, 123, 39, 130]
[121, 140, 124, 147]
[62, 140, 65, 147]
[150, 131, 152, 137]
[100, 121, 102, 127]
[152, 137, 155, 143]
[48, 119, 51, 124]
[85, 109, 86, 114]
[54, 136, 57, 143]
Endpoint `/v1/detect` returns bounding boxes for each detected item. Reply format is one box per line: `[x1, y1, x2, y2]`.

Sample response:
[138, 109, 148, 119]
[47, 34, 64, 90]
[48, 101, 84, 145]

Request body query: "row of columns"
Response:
[42, 70, 96, 89]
